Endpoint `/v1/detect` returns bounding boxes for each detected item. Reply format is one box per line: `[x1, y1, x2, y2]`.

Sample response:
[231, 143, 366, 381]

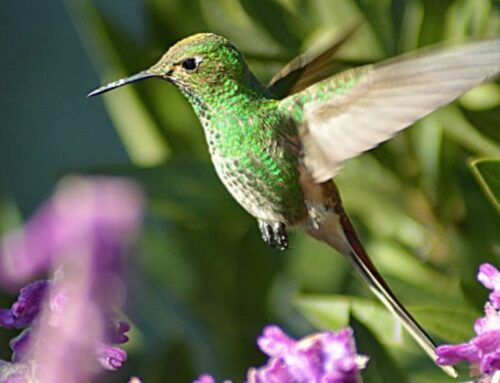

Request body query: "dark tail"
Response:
[337, 209, 458, 378]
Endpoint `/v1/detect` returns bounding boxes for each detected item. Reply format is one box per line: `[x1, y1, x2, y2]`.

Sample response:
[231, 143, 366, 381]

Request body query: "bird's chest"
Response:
[202, 110, 305, 224]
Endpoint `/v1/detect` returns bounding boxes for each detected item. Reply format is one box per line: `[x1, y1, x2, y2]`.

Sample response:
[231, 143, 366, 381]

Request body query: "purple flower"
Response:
[0, 177, 142, 383]
[0, 361, 29, 383]
[0, 177, 142, 287]
[0, 280, 50, 330]
[193, 374, 216, 383]
[251, 326, 366, 383]
[1, 279, 132, 370]
[193, 326, 368, 383]
[478, 264, 500, 309]
[106, 319, 131, 344]
[436, 263, 500, 381]
[9, 329, 32, 363]
[96, 342, 128, 370]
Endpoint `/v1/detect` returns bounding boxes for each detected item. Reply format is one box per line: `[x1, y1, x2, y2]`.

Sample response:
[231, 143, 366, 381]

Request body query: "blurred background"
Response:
[0, 0, 499, 382]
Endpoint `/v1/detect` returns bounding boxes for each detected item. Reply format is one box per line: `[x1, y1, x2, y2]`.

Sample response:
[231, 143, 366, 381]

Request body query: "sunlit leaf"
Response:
[411, 305, 479, 343]
[460, 83, 500, 111]
[468, 157, 500, 213]
[366, 241, 465, 305]
[396, 0, 424, 52]
[436, 106, 500, 157]
[240, 0, 301, 49]
[66, 0, 169, 166]
[296, 295, 418, 353]
[352, 0, 395, 54]
[444, 0, 493, 39]
[198, 0, 284, 55]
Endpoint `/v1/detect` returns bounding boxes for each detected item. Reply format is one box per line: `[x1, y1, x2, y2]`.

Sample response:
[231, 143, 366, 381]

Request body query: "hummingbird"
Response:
[89, 33, 500, 377]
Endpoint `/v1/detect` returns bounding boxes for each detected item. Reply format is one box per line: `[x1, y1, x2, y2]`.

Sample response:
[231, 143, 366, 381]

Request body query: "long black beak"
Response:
[87, 71, 158, 98]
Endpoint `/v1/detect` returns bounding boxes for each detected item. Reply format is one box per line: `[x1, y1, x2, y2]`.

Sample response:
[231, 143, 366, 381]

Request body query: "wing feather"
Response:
[297, 39, 500, 182]
[268, 23, 361, 98]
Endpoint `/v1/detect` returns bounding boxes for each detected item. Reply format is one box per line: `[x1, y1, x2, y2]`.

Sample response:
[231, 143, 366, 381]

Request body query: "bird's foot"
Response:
[258, 221, 288, 251]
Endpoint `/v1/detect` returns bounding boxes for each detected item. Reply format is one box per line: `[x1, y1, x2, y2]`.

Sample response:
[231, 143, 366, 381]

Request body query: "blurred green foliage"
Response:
[2, 0, 500, 382]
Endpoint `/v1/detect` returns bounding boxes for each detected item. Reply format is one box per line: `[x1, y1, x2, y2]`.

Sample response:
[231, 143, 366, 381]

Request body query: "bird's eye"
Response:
[181, 58, 198, 71]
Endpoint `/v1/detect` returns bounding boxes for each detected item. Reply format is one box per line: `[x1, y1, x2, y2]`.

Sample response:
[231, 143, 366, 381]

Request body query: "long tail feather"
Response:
[302, 173, 458, 377]
[337, 210, 459, 378]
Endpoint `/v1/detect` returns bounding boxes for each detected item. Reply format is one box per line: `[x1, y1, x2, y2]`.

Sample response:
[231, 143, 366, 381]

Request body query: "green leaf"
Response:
[460, 83, 500, 111]
[127, 277, 221, 381]
[411, 305, 478, 343]
[199, 0, 284, 55]
[296, 294, 479, 347]
[295, 295, 418, 353]
[65, 0, 169, 166]
[85, 158, 241, 224]
[461, 105, 500, 145]
[365, 241, 464, 305]
[417, 0, 451, 45]
[239, 0, 301, 49]
[444, 0, 493, 39]
[395, 0, 424, 52]
[349, 314, 408, 383]
[468, 157, 500, 213]
[436, 106, 500, 157]
[286, 235, 351, 294]
[147, 0, 208, 40]
[0, 193, 22, 235]
[352, 0, 395, 54]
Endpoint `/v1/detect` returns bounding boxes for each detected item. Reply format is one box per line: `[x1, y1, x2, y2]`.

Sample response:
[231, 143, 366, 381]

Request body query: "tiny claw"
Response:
[272, 222, 288, 251]
[258, 220, 274, 247]
[258, 221, 289, 251]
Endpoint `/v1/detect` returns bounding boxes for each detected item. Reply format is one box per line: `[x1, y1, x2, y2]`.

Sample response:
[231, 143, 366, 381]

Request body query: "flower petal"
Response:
[490, 291, 500, 310]
[436, 343, 481, 365]
[255, 326, 366, 383]
[9, 329, 31, 363]
[0, 309, 15, 329]
[478, 264, 500, 291]
[0, 281, 50, 329]
[96, 343, 127, 371]
[193, 374, 217, 383]
[0, 361, 29, 383]
[257, 325, 296, 357]
[11, 281, 50, 325]
[252, 357, 295, 383]
[480, 350, 500, 375]
[106, 319, 130, 344]
[473, 330, 500, 354]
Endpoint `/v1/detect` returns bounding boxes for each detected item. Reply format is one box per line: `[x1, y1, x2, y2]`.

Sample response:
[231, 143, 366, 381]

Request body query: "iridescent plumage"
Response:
[89, 32, 500, 377]
[150, 34, 306, 224]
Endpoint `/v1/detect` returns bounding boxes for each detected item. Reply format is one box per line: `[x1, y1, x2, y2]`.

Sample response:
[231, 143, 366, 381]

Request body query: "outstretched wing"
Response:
[268, 23, 360, 98]
[296, 39, 500, 182]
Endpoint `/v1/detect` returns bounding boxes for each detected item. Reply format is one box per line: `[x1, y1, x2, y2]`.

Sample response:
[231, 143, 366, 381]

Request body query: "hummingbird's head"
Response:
[88, 33, 252, 98]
